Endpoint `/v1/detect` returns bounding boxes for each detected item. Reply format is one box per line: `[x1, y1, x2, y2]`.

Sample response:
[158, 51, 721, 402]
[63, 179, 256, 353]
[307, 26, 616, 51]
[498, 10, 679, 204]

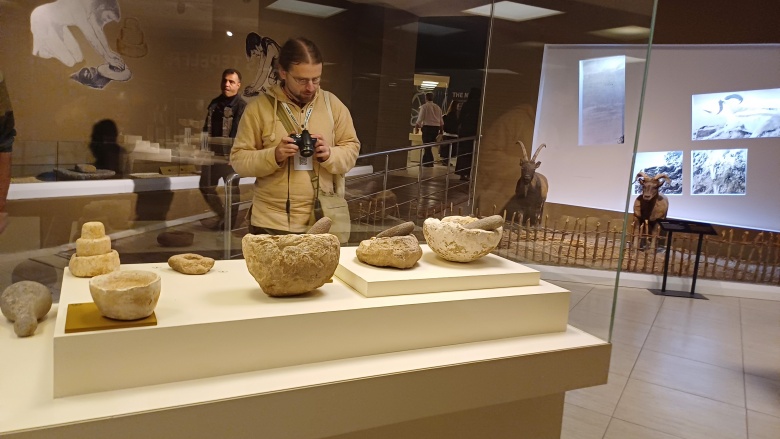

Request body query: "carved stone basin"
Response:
[422, 216, 503, 262]
[242, 233, 340, 297]
[89, 270, 161, 320]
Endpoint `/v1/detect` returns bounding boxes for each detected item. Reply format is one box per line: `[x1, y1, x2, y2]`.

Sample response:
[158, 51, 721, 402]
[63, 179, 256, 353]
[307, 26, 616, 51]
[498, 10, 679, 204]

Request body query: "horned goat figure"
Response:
[703, 93, 780, 139]
[505, 141, 548, 226]
[633, 172, 671, 249]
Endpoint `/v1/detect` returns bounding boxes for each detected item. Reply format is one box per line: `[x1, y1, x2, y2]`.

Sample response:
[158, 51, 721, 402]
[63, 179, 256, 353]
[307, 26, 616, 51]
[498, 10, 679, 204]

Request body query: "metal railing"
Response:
[222, 136, 477, 259]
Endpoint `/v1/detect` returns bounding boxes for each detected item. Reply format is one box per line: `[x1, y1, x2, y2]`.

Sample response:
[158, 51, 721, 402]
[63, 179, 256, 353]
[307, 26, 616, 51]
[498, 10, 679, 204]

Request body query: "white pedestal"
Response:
[336, 245, 540, 297]
[53, 259, 567, 397]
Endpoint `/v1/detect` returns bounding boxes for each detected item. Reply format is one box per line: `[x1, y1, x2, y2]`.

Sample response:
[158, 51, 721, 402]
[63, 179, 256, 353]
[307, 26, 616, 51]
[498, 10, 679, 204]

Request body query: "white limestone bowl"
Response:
[423, 216, 503, 262]
[89, 270, 161, 320]
[242, 233, 340, 297]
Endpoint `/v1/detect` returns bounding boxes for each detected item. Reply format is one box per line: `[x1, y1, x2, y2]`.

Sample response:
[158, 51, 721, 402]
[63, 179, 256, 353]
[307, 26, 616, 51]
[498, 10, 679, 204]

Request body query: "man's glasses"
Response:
[289, 75, 321, 86]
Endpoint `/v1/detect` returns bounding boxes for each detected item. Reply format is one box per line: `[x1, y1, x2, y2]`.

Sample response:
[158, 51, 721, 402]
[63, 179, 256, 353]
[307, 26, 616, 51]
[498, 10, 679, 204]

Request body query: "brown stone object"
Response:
[168, 253, 215, 275]
[157, 231, 195, 247]
[242, 233, 340, 297]
[464, 215, 505, 231]
[69, 250, 121, 278]
[81, 221, 106, 239]
[76, 236, 112, 256]
[307, 217, 333, 234]
[376, 221, 415, 238]
[89, 270, 161, 320]
[75, 163, 97, 173]
[423, 216, 503, 263]
[0, 281, 53, 337]
[357, 235, 422, 269]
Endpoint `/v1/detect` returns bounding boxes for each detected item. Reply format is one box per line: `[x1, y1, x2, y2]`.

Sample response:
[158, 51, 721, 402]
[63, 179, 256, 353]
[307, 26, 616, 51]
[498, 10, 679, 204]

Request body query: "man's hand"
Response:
[312, 134, 331, 162]
[275, 136, 299, 163]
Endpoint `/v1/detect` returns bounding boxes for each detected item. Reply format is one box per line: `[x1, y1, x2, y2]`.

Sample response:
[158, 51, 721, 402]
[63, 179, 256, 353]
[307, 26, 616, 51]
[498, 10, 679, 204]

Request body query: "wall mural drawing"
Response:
[632, 151, 683, 195]
[578, 55, 625, 145]
[692, 88, 780, 140]
[243, 33, 281, 98]
[691, 148, 747, 195]
[30, 0, 130, 89]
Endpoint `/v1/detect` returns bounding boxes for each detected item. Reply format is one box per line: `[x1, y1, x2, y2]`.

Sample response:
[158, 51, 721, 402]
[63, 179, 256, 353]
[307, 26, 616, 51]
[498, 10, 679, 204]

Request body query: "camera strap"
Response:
[280, 102, 314, 132]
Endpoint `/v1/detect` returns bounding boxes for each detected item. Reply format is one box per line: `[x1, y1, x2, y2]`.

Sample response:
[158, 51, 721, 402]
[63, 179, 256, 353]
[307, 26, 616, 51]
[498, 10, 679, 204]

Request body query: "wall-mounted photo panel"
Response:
[692, 88, 780, 140]
[578, 55, 625, 145]
[632, 151, 683, 195]
[691, 149, 747, 195]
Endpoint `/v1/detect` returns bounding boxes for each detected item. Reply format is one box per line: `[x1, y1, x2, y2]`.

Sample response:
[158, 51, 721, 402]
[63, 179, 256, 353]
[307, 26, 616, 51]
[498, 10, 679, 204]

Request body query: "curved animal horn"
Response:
[724, 94, 743, 103]
[654, 173, 671, 185]
[516, 140, 529, 161]
[635, 171, 649, 182]
[531, 143, 546, 162]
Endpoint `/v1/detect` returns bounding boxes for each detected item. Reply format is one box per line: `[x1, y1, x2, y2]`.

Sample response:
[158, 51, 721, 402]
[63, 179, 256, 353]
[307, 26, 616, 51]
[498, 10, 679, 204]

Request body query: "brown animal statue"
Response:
[633, 172, 671, 249]
[503, 141, 548, 226]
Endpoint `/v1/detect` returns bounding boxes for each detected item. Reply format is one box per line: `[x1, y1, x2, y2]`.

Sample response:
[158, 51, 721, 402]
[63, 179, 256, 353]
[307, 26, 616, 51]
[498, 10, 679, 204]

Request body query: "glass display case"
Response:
[4, 1, 777, 437]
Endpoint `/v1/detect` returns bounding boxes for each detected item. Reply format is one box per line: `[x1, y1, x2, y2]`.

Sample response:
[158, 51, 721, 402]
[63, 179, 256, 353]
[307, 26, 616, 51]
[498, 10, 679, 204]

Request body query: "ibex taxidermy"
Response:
[633, 172, 671, 249]
[505, 141, 548, 226]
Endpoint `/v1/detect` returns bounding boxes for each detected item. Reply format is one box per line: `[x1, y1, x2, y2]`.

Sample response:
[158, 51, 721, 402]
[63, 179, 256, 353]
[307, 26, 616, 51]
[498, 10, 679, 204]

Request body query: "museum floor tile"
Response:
[561, 282, 780, 439]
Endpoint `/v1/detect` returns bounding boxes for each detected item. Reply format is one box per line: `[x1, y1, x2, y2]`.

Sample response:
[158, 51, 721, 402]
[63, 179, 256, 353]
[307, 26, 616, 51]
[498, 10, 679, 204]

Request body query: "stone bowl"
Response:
[422, 216, 503, 263]
[242, 233, 340, 297]
[89, 270, 161, 320]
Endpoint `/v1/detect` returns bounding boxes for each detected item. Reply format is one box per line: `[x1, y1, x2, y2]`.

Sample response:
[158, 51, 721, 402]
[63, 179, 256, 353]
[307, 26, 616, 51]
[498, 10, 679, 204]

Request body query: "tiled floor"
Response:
[556, 280, 780, 439]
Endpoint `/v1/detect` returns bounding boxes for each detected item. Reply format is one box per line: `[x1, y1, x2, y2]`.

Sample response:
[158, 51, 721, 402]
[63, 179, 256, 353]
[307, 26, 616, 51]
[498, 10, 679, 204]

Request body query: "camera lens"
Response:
[299, 130, 315, 157]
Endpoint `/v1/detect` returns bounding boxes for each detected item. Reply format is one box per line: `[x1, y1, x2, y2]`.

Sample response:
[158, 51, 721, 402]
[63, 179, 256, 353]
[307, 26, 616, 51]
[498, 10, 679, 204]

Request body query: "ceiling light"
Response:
[267, 0, 346, 18]
[395, 22, 464, 36]
[464, 1, 563, 22]
[226, 31, 233, 37]
[421, 81, 439, 87]
[589, 25, 651, 40]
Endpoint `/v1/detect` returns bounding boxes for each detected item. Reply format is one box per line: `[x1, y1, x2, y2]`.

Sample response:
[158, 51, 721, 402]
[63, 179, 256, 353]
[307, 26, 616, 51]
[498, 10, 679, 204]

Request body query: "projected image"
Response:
[691, 149, 747, 195]
[633, 151, 683, 195]
[692, 88, 780, 140]
[579, 55, 625, 145]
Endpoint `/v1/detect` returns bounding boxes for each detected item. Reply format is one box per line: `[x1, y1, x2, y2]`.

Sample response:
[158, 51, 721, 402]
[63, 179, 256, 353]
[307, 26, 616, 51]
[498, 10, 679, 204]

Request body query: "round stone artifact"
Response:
[168, 253, 214, 275]
[357, 235, 422, 269]
[423, 216, 503, 263]
[242, 233, 340, 297]
[69, 249, 120, 278]
[0, 281, 53, 337]
[89, 270, 161, 320]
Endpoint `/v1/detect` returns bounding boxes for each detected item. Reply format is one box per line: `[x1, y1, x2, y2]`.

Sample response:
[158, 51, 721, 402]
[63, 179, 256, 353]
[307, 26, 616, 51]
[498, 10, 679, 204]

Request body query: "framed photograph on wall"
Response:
[578, 55, 626, 145]
[691, 149, 747, 195]
[632, 151, 683, 195]
[692, 88, 780, 140]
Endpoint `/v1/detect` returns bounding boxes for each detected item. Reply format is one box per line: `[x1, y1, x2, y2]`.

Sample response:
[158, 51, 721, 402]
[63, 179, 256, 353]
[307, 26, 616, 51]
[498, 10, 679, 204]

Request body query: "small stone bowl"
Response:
[423, 216, 503, 262]
[89, 270, 161, 320]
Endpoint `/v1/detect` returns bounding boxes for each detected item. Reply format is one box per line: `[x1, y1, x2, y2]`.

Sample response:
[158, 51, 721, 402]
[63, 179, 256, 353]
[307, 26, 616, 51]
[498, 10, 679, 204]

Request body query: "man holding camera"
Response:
[230, 37, 360, 235]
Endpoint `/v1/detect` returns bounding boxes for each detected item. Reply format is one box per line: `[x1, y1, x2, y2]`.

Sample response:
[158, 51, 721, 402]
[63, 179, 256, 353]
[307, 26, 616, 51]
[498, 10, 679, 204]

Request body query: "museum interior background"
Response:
[2, 0, 780, 333]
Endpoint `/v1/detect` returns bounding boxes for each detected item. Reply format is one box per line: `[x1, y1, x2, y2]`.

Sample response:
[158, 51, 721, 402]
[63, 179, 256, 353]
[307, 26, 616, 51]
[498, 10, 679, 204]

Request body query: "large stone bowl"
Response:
[422, 216, 503, 262]
[89, 270, 161, 320]
[242, 233, 340, 297]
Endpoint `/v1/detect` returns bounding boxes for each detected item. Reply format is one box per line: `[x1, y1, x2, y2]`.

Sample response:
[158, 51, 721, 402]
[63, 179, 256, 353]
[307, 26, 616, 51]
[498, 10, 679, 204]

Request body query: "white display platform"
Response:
[336, 245, 540, 297]
[53, 259, 568, 397]
[1, 309, 609, 439]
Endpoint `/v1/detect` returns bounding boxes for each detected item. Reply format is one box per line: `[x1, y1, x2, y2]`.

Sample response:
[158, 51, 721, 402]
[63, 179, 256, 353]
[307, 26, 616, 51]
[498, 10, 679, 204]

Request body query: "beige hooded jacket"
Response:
[230, 84, 360, 232]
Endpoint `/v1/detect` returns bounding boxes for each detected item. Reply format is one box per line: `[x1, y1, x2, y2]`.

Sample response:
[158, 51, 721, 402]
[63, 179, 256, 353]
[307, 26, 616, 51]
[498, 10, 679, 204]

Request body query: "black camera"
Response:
[290, 129, 316, 158]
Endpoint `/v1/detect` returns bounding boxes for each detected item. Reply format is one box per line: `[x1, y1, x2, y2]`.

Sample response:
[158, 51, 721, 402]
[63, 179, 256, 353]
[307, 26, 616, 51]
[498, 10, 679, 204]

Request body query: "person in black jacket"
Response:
[200, 68, 247, 229]
[439, 100, 461, 166]
[456, 88, 481, 181]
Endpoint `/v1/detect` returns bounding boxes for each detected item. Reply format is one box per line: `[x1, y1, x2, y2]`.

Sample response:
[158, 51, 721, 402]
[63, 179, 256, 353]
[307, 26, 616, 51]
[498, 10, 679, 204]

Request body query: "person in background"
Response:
[0, 71, 15, 234]
[456, 88, 481, 181]
[440, 100, 461, 166]
[88, 119, 124, 177]
[230, 37, 360, 235]
[414, 92, 443, 167]
[201, 68, 247, 230]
